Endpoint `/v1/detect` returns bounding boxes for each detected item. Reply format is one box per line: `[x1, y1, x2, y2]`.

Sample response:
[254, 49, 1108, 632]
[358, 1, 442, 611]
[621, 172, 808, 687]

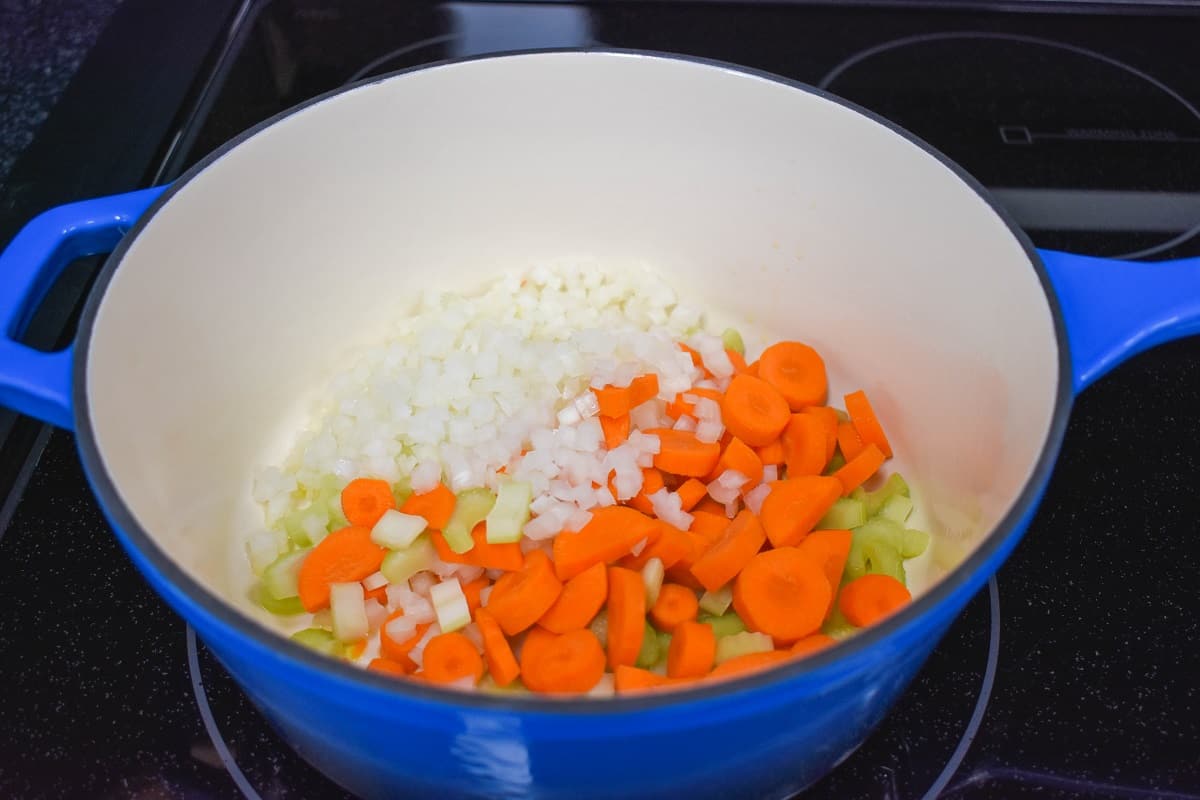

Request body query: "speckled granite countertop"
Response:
[0, 0, 124, 188]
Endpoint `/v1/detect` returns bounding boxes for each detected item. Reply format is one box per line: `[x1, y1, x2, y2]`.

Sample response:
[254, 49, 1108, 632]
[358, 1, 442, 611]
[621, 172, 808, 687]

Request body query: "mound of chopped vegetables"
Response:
[247, 272, 927, 696]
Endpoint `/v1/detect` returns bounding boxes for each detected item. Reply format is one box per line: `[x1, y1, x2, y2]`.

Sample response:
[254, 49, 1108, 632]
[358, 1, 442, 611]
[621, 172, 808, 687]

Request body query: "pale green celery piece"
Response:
[823, 452, 847, 475]
[392, 476, 413, 507]
[380, 535, 437, 584]
[845, 536, 906, 585]
[263, 547, 311, 600]
[656, 630, 672, 655]
[861, 473, 911, 517]
[635, 623, 661, 668]
[879, 494, 914, 524]
[901, 528, 931, 559]
[291, 628, 343, 657]
[485, 480, 532, 544]
[282, 510, 313, 548]
[855, 518, 906, 549]
[255, 585, 306, 616]
[720, 328, 745, 356]
[313, 474, 349, 532]
[479, 675, 528, 694]
[589, 609, 609, 648]
[821, 606, 858, 640]
[698, 612, 746, 638]
[833, 408, 850, 423]
[714, 631, 774, 664]
[444, 488, 496, 553]
[698, 585, 733, 616]
[818, 497, 866, 530]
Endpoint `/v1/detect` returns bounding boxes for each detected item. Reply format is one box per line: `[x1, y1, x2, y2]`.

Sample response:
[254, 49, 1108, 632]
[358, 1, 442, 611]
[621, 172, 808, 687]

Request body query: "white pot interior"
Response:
[84, 52, 1060, 629]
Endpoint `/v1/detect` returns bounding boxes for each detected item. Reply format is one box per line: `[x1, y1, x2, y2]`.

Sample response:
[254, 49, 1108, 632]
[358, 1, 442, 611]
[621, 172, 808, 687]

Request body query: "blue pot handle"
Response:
[0, 186, 166, 430]
[1039, 249, 1200, 395]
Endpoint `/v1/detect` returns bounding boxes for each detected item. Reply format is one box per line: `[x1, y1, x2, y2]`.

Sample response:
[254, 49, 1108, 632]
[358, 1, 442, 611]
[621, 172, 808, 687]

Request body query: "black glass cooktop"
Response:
[1, 2, 1198, 798]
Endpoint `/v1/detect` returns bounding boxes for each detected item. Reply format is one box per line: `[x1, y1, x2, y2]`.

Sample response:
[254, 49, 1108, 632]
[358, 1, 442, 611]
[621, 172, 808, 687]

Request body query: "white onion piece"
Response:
[745, 483, 772, 516]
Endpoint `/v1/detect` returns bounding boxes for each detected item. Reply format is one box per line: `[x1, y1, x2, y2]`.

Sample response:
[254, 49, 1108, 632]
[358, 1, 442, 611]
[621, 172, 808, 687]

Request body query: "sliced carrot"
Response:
[733, 547, 832, 642]
[649, 582, 700, 632]
[667, 620, 717, 679]
[666, 387, 725, 420]
[367, 658, 410, 678]
[400, 483, 456, 530]
[689, 509, 767, 593]
[600, 414, 630, 449]
[678, 342, 705, 370]
[693, 497, 726, 516]
[839, 573, 911, 627]
[755, 439, 786, 467]
[757, 341, 827, 410]
[676, 478, 708, 511]
[553, 506, 658, 581]
[538, 561, 608, 633]
[726, 349, 749, 374]
[364, 583, 388, 605]
[621, 521, 691, 571]
[629, 468, 666, 515]
[432, 523, 524, 571]
[745, 360, 760, 378]
[689, 511, 730, 542]
[521, 628, 606, 694]
[759, 476, 842, 548]
[594, 385, 633, 418]
[720, 374, 791, 447]
[380, 609, 430, 668]
[781, 413, 827, 477]
[796, 529, 853, 617]
[705, 436, 763, 488]
[485, 550, 563, 636]
[296, 526, 386, 612]
[844, 389, 893, 459]
[836, 421, 866, 462]
[791, 633, 836, 658]
[606, 566, 647, 670]
[614, 664, 672, 694]
[802, 406, 839, 463]
[646, 428, 722, 478]
[421, 632, 484, 685]
[708, 650, 791, 680]
[475, 608, 520, 687]
[340, 478, 396, 528]
[629, 374, 660, 406]
[345, 640, 367, 660]
[461, 575, 490, 615]
[833, 443, 885, 495]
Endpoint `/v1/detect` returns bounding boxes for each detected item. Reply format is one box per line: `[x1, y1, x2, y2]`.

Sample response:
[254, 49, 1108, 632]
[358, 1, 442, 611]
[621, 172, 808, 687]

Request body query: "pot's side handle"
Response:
[1038, 249, 1200, 394]
[0, 187, 166, 430]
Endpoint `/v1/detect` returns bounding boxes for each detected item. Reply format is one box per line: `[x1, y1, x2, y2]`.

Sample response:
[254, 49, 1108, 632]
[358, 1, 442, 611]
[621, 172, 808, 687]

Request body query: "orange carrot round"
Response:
[538, 561, 608, 633]
[646, 428, 722, 477]
[606, 566, 647, 670]
[676, 478, 708, 511]
[759, 476, 842, 548]
[757, 341, 827, 410]
[796, 529, 853, 617]
[755, 439, 786, 467]
[833, 443, 885, 495]
[485, 550, 563, 635]
[689, 509, 767, 593]
[399, 482, 456, 530]
[708, 650, 791, 681]
[781, 413, 827, 477]
[367, 658, 410, 678]
[838, 573, 911, 627]
[650, 582, 700, 632]
[720, 374, 791, 447]
[421, 632, 484, 685]
[733, 547, 831, 642]
[475, 608, 520, 687]
[553, 505, 658, 581]
[296, 525, 386, 612]
[520, 629, 606, 694]
[340, 478, 397, 528]
[791, 633, 836, 658]
[705, 436, 764, 488]
[614, 664, 673, 694]
[844, 389, 893, 459]
[667, 620, 717, 679]
[461, 575, 490, 615]
[836, 421, 866, 462]
[380, 609, 431, 668]
[802, 406, 839, 463]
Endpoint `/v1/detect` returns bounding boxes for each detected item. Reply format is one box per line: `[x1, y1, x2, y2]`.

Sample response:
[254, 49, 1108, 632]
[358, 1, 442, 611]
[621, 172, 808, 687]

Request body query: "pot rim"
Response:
[72, 47, 1073, 714]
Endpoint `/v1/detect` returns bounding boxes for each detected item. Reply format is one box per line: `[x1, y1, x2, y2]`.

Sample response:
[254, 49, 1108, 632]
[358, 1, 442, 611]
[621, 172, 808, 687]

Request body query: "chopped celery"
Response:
[821, 606, 857, 640]
[380, 535, 436, 584]
[245, 530, 286, 576]
[392, 476, 413, 507]
[314, 474, 349, 530]
[698, 612, 746, 638]
[879, 494, 913, 524]
[656, 629, 672, 655]
[854, 518, 906, 549]
[485, 479, 532, 544]
[430, 579, 471, 632]
[721, 328, 745, 356]
[589, 609, 608, 648]
[291, 627, 343, 657]
[444, 488, 496, 553]
[860, 473, 910, 517]
[330, 582, 368, 642]
[901, 528, 931, 559]
[255, 584, 305, 616]
[282, 509, 314, 548]
[371, 509, 427, 550]
[262, 547, 310, 600]
[714, 631, 774, 664]
[479, 675, 528, 694]
[846, 536, 906, 585]
[818, 497, 866, 530]
[823, 452, 846, 475]
[635, 623, 661, 668]
[698, 585, 733, 616]
[642, 558, 665, 607]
